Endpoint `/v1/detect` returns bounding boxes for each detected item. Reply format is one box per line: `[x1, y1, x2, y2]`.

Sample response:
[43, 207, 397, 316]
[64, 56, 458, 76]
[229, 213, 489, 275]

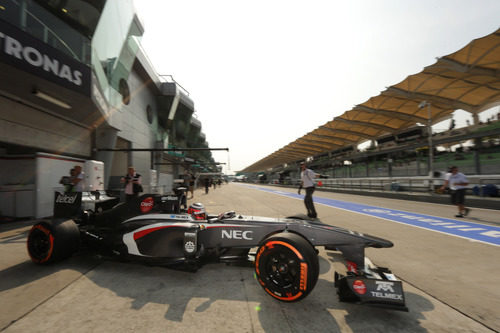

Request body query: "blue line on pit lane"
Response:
[243, 185, 500, 247]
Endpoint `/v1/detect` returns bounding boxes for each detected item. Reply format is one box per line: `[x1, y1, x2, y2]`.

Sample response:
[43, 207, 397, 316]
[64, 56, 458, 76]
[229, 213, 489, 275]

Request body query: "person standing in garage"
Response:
[59, 168, 76, 192]
[121, 166, 142, 202]
[72, 165, 84, 192]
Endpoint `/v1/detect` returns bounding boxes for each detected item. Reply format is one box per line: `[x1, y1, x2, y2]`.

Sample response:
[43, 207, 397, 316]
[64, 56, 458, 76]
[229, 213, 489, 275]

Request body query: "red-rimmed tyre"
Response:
[255, 232, 319, 302]
[27, 219, 80, 264]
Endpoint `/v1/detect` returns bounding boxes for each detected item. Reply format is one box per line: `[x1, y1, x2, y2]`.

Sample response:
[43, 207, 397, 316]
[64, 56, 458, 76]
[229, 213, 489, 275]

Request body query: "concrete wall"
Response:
[0, 156, 36, 217]
[0, 96, 91, 157]
[113, 70, 160, 190]
[110, 137, 130, 178]
[0, 156, 36, 185]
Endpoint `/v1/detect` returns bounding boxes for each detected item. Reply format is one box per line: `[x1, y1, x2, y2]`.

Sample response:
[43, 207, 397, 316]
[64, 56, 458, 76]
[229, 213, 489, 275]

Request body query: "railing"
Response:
[291, 175, 500, 195]
[158, 75, 191, 96]
[25, 9, 81, 60]
[325, 175, 500, 194]
[5, 0, 91, 64]
[319, 176, 435, 192]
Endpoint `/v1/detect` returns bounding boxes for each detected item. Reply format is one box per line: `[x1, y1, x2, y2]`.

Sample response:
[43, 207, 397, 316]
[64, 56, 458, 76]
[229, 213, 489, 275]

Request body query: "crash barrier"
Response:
[472, 184, 499, 197]
[317, 176, 437, 193]
[315, 175, 500, 196]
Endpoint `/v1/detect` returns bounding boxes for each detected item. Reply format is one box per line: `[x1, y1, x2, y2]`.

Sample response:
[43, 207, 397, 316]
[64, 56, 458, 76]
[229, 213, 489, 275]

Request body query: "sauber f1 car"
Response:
[27, 192, 408, 311]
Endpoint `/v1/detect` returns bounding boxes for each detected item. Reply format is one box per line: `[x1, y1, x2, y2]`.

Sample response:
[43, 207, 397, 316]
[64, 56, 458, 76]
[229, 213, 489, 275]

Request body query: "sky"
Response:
[132, 0, 500, 174]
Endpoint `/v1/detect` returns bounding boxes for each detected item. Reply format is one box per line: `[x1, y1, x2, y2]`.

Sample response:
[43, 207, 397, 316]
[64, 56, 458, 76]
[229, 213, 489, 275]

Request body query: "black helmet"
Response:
[188, 202, 206, 220]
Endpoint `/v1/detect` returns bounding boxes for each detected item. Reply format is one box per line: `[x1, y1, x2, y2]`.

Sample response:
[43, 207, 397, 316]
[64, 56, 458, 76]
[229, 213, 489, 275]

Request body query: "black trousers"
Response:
[450, 189, 466, 205]
[304, 186, 317, 218]
[126, 193, 138, 203]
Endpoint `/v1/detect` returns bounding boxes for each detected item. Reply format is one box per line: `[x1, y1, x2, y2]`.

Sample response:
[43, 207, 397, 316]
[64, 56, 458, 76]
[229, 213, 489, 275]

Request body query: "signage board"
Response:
[0, 19, 91, 95]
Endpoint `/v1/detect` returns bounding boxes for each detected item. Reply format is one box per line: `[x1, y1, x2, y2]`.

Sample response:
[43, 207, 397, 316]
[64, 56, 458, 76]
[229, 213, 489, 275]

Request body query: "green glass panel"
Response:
[91, 0, 143, 109]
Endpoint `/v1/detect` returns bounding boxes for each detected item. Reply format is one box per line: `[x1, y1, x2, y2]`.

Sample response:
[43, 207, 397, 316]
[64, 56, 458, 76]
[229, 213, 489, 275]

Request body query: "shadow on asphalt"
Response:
[0, 253, 101, 293]
[5, 251, 432, 333]
[0, 229, 29, 246]
[0, 220, 37, 233]
[466, 216, 500, 226]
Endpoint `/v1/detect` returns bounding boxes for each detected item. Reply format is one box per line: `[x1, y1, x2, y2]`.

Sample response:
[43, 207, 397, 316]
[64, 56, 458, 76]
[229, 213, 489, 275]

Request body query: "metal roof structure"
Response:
[242, 28, 500, 172]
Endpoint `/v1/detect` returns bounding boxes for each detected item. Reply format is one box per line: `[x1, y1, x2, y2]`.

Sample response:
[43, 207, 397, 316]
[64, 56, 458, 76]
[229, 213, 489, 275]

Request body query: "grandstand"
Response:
[240, 28, 500, 191]
[256, 118, 500, 183]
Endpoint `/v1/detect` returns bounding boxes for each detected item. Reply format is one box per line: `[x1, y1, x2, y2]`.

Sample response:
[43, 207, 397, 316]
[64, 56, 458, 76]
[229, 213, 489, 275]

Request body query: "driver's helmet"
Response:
[187, 202, 206, 220]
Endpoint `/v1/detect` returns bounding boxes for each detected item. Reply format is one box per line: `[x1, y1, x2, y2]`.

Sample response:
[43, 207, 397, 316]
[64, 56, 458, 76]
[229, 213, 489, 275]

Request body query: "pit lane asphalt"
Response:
[1, 183, 499, 333]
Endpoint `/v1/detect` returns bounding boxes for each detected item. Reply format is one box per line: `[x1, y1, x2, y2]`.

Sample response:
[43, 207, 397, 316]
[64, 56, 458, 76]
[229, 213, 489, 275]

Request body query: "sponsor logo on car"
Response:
[299, 262, 308, 291]
[140, 197, 154, 213]
[184, 241, 196, 253]
[352, 280, 366, 295]
[370, 291, 404, 300]
[161, 196, 178, 201]
[346, 261, 358, 273]
[370, 281, 403, 300]
[168, 214, 190, 219]
[55, 193, 77, 204]
[221, 229, 253, 240]
[375, 281, 395, 292]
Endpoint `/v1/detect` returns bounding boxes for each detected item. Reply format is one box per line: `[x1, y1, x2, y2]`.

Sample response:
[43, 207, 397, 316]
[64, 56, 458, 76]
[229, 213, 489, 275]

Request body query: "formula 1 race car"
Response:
[27, 192, 407, 311]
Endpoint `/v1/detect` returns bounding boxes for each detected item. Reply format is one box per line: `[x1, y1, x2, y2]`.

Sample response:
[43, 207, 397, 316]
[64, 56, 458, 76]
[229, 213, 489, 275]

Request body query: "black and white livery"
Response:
[27, 192, 407, 311]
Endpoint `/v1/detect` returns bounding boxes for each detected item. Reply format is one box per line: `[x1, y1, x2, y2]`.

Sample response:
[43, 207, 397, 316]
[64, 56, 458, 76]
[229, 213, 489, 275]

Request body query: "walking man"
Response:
[189, 171, 195, 199]
[440, 166, 470, 218]
[298, 162, 319, 218]
[204, 177, 210, 194]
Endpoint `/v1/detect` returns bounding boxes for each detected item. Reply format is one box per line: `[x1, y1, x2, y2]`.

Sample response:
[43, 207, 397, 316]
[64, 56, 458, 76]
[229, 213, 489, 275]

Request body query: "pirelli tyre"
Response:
[255, 232, 319, 302]
[27, 219, 80, 264]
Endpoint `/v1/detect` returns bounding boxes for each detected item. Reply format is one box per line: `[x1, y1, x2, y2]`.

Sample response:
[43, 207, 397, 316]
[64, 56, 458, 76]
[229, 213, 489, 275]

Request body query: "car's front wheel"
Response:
[255, 232, 319, 302]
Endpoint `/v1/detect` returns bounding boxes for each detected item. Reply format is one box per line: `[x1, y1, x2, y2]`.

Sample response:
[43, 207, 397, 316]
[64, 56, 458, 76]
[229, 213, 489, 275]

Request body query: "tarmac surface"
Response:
[1, 183, 499, 333]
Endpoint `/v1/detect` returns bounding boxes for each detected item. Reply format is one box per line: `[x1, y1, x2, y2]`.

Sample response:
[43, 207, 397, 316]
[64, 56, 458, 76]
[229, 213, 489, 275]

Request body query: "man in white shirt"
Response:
[72, 165, 84, 192]
[440, 166, 470, 218]
[299, 162, 319, 219]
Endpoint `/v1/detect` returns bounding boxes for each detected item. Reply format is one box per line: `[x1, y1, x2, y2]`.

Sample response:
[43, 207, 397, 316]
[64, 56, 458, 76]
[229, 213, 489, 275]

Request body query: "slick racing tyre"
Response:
[255, 232, 319, 302]
[27, 219, 80, 264]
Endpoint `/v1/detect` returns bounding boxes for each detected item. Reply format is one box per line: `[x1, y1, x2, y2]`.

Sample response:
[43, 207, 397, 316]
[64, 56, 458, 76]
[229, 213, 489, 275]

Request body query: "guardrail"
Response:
[158, 75, 191, 96]
[313, 175, 500, 196]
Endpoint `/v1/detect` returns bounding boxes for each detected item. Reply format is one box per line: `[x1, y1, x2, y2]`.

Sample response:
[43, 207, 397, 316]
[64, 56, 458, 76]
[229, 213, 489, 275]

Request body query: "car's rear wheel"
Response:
[27, 219, 80, 264]
[255, 232, 319, 302]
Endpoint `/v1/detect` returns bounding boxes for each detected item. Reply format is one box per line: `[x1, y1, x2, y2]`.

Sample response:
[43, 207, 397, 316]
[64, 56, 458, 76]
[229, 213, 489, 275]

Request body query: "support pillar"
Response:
[472, 112, 479, 125]
[387, 154, 393, 178]
[93, 125, 119, 189]
[474, 138, 482, 175]
[416, 150, 421, 175]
